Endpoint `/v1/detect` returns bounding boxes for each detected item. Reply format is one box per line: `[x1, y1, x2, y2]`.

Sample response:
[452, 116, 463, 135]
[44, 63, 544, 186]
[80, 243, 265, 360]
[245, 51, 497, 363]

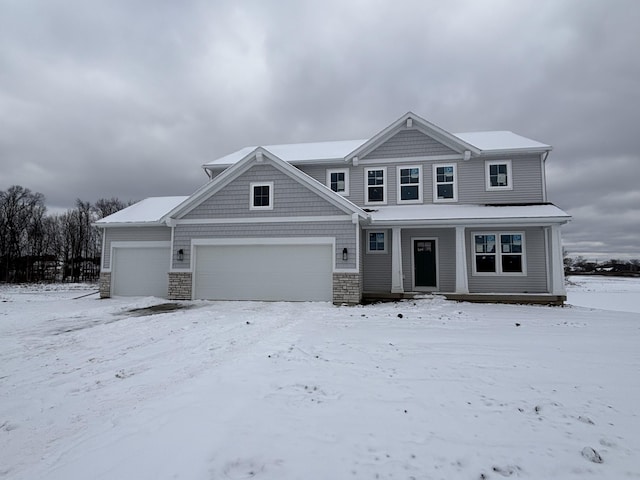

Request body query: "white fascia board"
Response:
[356, 154, 463, 166]
[93, 221, 166, 228]
[367, 216, 571, 228]
[478, 146, 552, 155]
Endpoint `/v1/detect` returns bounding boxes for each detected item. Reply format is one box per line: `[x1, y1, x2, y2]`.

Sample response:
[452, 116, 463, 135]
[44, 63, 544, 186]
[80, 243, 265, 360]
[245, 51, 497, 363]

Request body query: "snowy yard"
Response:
[1, 277, 639, 479]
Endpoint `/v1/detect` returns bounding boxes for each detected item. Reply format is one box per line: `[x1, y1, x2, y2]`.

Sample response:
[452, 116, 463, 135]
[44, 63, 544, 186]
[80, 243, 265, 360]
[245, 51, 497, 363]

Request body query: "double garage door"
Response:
[194, 243, 333, 302]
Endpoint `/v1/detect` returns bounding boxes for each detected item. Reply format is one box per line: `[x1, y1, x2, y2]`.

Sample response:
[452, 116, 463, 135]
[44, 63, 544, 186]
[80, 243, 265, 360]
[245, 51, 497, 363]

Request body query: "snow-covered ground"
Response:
[1, 277, 638, 479]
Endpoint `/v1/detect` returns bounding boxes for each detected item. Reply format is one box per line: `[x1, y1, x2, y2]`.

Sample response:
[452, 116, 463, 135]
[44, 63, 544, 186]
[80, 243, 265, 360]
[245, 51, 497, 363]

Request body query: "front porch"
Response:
[362, 290, 567, 306]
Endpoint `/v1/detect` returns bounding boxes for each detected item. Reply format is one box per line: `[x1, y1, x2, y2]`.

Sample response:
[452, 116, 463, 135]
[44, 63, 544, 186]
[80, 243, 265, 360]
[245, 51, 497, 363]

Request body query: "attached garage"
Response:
[193, 241, 333, 301]
[111, 244, 170, 297]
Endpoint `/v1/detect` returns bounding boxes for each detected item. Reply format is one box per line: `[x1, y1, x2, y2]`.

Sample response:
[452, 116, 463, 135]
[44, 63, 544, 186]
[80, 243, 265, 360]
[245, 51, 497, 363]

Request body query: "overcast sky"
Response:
[1, 0, 639, 260]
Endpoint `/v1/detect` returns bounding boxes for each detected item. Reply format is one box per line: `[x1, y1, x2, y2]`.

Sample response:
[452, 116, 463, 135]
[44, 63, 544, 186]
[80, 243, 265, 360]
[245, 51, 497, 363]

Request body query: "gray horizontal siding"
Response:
[363, 129, 458, 159]
[102, 226, 171, 269]
[466, 226, 547, 293]
[362, 228, 392, 292]
[402, 228, 456, 292]
[458, 154, 544, 204]
[184, 163, 345, 219]
[173, 221, 357, 270]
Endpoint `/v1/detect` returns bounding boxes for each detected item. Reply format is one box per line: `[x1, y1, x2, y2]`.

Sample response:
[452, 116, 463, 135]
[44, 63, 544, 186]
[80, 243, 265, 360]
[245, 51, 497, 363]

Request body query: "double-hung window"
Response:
[365, 167, 387, 205]
[250, 182, 273, 210]
[326, 168, 349, 196]
[397, 165, 422, 203]
[433, 164, 457, 202]
[473, 232, 525, 275]
[366, 231, 387, 253]
[486, 160, 513, 190]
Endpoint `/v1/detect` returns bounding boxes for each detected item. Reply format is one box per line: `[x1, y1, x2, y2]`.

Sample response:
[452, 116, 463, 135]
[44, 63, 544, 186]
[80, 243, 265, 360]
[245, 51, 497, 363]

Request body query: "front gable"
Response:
[183, 162, 347, 219]
[166, 147, 367, 223]
[347, 112, 479, 164]
[363, 128, 459, 160]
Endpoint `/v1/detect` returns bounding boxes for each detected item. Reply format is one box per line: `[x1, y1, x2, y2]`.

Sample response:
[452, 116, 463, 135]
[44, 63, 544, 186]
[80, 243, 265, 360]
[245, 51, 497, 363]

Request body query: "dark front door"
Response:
[414, 239, 437, 288]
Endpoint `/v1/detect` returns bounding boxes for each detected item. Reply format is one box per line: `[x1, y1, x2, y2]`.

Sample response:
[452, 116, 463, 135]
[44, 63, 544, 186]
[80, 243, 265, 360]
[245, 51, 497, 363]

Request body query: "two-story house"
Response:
[96, 112, 571, 304]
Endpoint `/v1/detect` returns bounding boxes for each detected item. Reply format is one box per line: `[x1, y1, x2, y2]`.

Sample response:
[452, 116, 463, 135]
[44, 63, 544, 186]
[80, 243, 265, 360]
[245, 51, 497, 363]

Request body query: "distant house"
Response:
[95, 112, 570, 304]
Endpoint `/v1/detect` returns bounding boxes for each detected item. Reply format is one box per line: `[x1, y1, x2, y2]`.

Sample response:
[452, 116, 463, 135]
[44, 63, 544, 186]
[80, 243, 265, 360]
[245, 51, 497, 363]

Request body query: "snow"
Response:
[1, 277, 639, 479]
[369, 203, 570, 224]
[453, 131, 551, 152]
[95, 196, 188, 225]
[204, 139, 367, 167]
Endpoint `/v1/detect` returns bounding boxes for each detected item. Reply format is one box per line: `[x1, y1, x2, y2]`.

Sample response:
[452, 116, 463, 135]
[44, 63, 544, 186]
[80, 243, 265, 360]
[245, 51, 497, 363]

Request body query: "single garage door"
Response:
[194, 243, 333, 301]
[112, 246, 170, 297]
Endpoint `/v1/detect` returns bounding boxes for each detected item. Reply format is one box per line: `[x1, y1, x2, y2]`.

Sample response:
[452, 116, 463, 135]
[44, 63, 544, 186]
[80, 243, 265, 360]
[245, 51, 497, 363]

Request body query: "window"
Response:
[326, 168, 349, 196]
[486, 160, 513, 190]
[473, 232, 525, 275]
[397, 165, 422, 203]
[433, 164, 457, 202]
[365, 167, 387, 205]
[367, 231, 387, 253]
[250, 182, 273, 210]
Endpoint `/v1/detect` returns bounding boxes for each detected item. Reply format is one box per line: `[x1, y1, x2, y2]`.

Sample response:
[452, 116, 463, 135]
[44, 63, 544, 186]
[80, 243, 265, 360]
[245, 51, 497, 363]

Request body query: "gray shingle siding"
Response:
[466, 226, 548, 293]
[173, 221, 357, 270]
[363, 129, 458, 159]
[102, 226, 171, 269]
[184, 163, 345, 219]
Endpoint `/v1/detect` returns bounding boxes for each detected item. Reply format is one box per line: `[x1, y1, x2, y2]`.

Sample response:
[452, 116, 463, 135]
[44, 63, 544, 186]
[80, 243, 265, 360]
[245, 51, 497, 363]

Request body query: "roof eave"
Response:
[369, 216, 571, 227]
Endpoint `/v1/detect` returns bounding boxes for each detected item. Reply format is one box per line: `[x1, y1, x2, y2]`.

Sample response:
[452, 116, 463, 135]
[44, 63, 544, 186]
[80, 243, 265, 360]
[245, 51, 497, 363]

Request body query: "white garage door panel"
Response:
[112, 247, 169, 297]
[195, 244, 332, 301]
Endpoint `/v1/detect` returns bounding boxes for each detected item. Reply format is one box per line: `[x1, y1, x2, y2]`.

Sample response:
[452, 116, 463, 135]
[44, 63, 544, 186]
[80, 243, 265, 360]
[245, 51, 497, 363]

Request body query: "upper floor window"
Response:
[250, 182, 273, 210]
[433, 164, 457, 202]
[397, 165, 422, 203]
[473, 232, 526, 275]
[326, 168, 349, 196]
[486, 160, 513, 191]
[365, 167, 387, 205]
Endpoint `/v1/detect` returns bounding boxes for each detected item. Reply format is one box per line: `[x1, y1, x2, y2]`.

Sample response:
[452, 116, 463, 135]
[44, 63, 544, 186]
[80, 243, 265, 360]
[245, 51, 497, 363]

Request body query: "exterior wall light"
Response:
[177, 249, 184, 261]
[342, 248, 348, 261]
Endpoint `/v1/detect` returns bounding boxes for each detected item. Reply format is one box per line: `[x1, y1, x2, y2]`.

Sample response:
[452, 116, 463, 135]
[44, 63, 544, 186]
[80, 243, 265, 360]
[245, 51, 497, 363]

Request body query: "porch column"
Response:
[550, 224, 566, 295]
[391, 227, 404, 293]
[455, 226, 469, 294]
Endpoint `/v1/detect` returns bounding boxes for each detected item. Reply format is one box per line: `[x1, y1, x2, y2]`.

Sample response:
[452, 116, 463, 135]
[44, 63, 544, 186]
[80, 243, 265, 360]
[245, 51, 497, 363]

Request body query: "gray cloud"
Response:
[1, 0, 639, 259]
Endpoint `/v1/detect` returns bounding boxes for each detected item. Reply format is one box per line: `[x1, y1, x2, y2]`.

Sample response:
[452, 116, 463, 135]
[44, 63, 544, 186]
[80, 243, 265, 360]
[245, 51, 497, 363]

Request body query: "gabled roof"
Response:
[344, 111, 480, 161]
[166, 146, 368, 222]
[203, 112, 551, 169]
[203, 139, 367, 170]
[94, 196, 188, 227]
[454, 131, 551, 153]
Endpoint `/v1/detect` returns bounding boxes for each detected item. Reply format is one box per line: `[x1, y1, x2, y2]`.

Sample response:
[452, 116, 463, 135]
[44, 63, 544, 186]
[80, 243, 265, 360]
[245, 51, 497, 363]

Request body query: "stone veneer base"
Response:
[332, 272, 362, 305]
[99, 272, 111, 298]
[168, 272, 193, 300]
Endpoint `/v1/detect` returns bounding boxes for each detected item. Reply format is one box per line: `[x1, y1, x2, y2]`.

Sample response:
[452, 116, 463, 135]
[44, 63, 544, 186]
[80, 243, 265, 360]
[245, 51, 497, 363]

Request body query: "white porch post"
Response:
[391, 227, 404, 293]
[455, 226, 469, 294]
[550, 224, 566, 295]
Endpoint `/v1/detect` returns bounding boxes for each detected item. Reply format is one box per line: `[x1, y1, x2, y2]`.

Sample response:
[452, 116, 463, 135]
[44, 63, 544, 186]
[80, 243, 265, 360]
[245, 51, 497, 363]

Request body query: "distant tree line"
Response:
[0, 185, 132, 283]
[565, 256, 640, 276]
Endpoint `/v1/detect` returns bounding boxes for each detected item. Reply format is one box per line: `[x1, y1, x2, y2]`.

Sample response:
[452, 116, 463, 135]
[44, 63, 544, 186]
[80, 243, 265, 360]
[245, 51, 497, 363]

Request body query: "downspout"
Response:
[541, 150, 550, 203]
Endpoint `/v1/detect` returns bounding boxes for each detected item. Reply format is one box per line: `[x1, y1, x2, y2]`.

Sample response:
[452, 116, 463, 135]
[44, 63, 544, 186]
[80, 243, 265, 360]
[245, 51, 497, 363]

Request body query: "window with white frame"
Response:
[326, 168, 349, 195]
[366, 231, 387, 253]
[365, 167, 387, 204]
[250, 182, 273, 210]
[433, 164, 457, 202]
[397, 165, 422, 203]
[486, 160, 513, 190]
[473, 232, 525, 275]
